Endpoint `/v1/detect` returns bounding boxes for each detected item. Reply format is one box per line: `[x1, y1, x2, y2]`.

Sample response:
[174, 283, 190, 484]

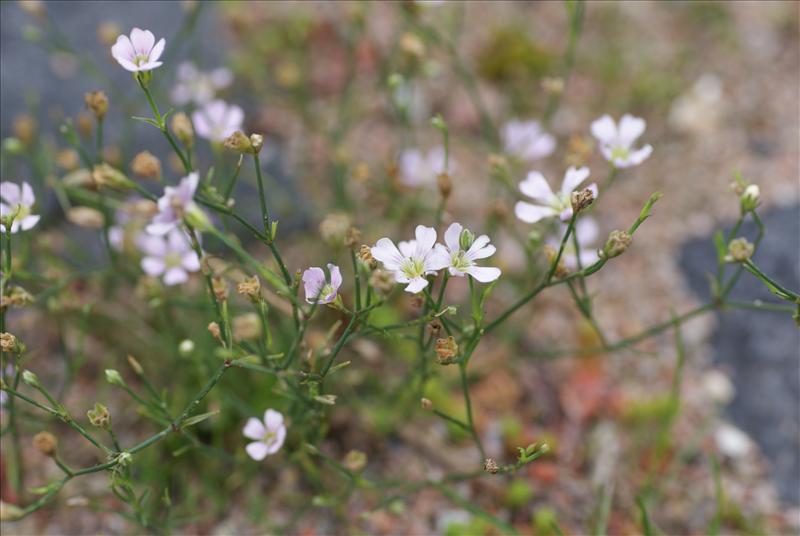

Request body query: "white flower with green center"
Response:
[136, 228, 200, 286]
[0, 181, 40, 233]
[110, 28, 165, 73]
[243, 409, 286, 461]
[371, 225, 449, 293]
[302, 263, 342, 304]
[433, 223, 501, 283]
[591, 114, 653, 168]
[515, 166, 597, 224]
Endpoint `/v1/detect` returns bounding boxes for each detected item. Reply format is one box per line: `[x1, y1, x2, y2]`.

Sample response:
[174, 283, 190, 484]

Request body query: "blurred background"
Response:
[1, 1, 798, 534]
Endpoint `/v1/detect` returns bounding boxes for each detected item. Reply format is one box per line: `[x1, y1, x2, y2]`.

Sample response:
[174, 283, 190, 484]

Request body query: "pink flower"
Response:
[515, 166, 597, 224]
[502, 120, 556, 161]
[302, 263, 342, 304]
[110, 28, 165, 73]
[0, 181, 40, 233]
[591, 114, 653, 168]
[371, 225, 449, 293]
[243, 409, 286, 461]
[146, 172, 200, 235]
[433, 223, 501, 283]
[136, 228, 200, 286]
[171, 62, 233, 106]
[192, 100, 244, 142]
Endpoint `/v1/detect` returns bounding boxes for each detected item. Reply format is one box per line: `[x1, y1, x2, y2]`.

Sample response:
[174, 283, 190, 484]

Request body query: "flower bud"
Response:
[459, 228, 476, 251]
[725, 237, 754, 263]
[207, 322, 222, 342]
[428, 319, 442, 338]
[399, 32, 425, 59]
[437, 171, 452, 199]
[359, 245, 378, 270]
[87, 402, 110, 428]
[22, 370, 40, 388]
[570, 186, 596, 214]
[0, 332, 20, 353]
[483, 458, 499, 474]
[97, 21, 122, 46]
[56, 149, 81, 171]
[2, 286, 34, 308]
[420, 397, 433, 411]
[0, 501, 25, 521]
[84, 91, 109, 121]
[343, 450, 367, 472]
[76, 113, 94, 138]
[249, 133, 264, 154]
[600, 230, 632, 259]
[130, 151, 162, 180]
[33, 431, 58, 457]
[212, 277, 229, 302]
[223, 131, 253, 153]
[319, 213, 352, 249]
[105, 369, 124, 387]
[13, 114, 37, 146]
[740, 184, 760, 213]
[92, 163, 134, 191]
[66, 207, 105, 229]
[435, 336, 458, 365]
[171, 113, 194, 148]
[126, 355, 144, 375]
[237, 275, 261, 301]
[184, 204, 212, 232]
[179, 339, 195, 356]
[543, 245, 568, 278]
[232, 313, 262, 341]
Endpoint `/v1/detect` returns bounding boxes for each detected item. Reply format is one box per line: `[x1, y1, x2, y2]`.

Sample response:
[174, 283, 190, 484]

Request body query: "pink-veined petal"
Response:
[129, 28, 155, 56]
[328, 264, 342, 292]
[302, 267, 326, 303]
[111, 34, 135, 62]
[148, 38, 166, 63]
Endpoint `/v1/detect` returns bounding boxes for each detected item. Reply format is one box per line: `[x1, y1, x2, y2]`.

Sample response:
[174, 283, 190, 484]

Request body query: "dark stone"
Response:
[680, 205, 800, 505]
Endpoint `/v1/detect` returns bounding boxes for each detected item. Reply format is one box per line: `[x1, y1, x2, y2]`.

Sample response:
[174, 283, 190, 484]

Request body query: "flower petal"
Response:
[21, 182, 35, 206]
[111, 34, 135, 63]
[515, 201, 557, 224]
[519, 171, 554, 203]
[141, 256, 166, 277]
[467, 244, 496, 261]
[618, 114, 646, 147]
[148, 38, 166, 63]
[0, 182, 20, 205]
[19, 215, 40, 231]
[465, 266, 501, 283]
[327, 263, 342, 293]
[404, 277, 429, 294]
[414, 225, 437, 256]
[243, 417, 266, 440]
[561, 166, 591, 195]
[264, 409, 284, 431]
[590, 115, 617, 145]
[302, 267, 325, 303]
[444, 222, 462, 252]
[163, 267, 188, 286]
[371, 238, 404, 270]
[266, 426, 286, 454]
[130, 28, 155, 56]
[626, 144, 653, 166]
[246, 441, 269, 461]
[181, 252, 201, 272]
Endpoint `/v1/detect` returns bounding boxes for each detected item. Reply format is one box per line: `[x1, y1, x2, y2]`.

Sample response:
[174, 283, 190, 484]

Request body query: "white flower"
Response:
[502, 120, 556, 161]
[547, 217, 600, 270]
[137, 228, 200, 286]
[371, 225, 449, 293]
[515, 166, 597, 224]
[302, 263, 343, 304]
[171, 62, 233, 106]
[110, 28, 165, 73]
[146, 172, 200, 235]
[591, 114, 652, 168]
[398, 147, 452, 187]
[192, 99, 244, 143]
[243, 409, 286, 461]
[433, 223, 501, 283]
[0, 181, 40, 233]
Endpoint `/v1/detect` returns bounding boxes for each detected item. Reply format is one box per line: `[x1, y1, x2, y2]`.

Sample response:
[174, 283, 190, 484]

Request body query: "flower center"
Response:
[319, 284, 333, 299]
[450, 251, 472, 272]
[165, 252, 183, 269]
[10, 203, 31, 220]
[610, 145, 630, 161]
[400, 257, 425, 280]
[133, 54, 150, 66]
[262, 430, 277, 445]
